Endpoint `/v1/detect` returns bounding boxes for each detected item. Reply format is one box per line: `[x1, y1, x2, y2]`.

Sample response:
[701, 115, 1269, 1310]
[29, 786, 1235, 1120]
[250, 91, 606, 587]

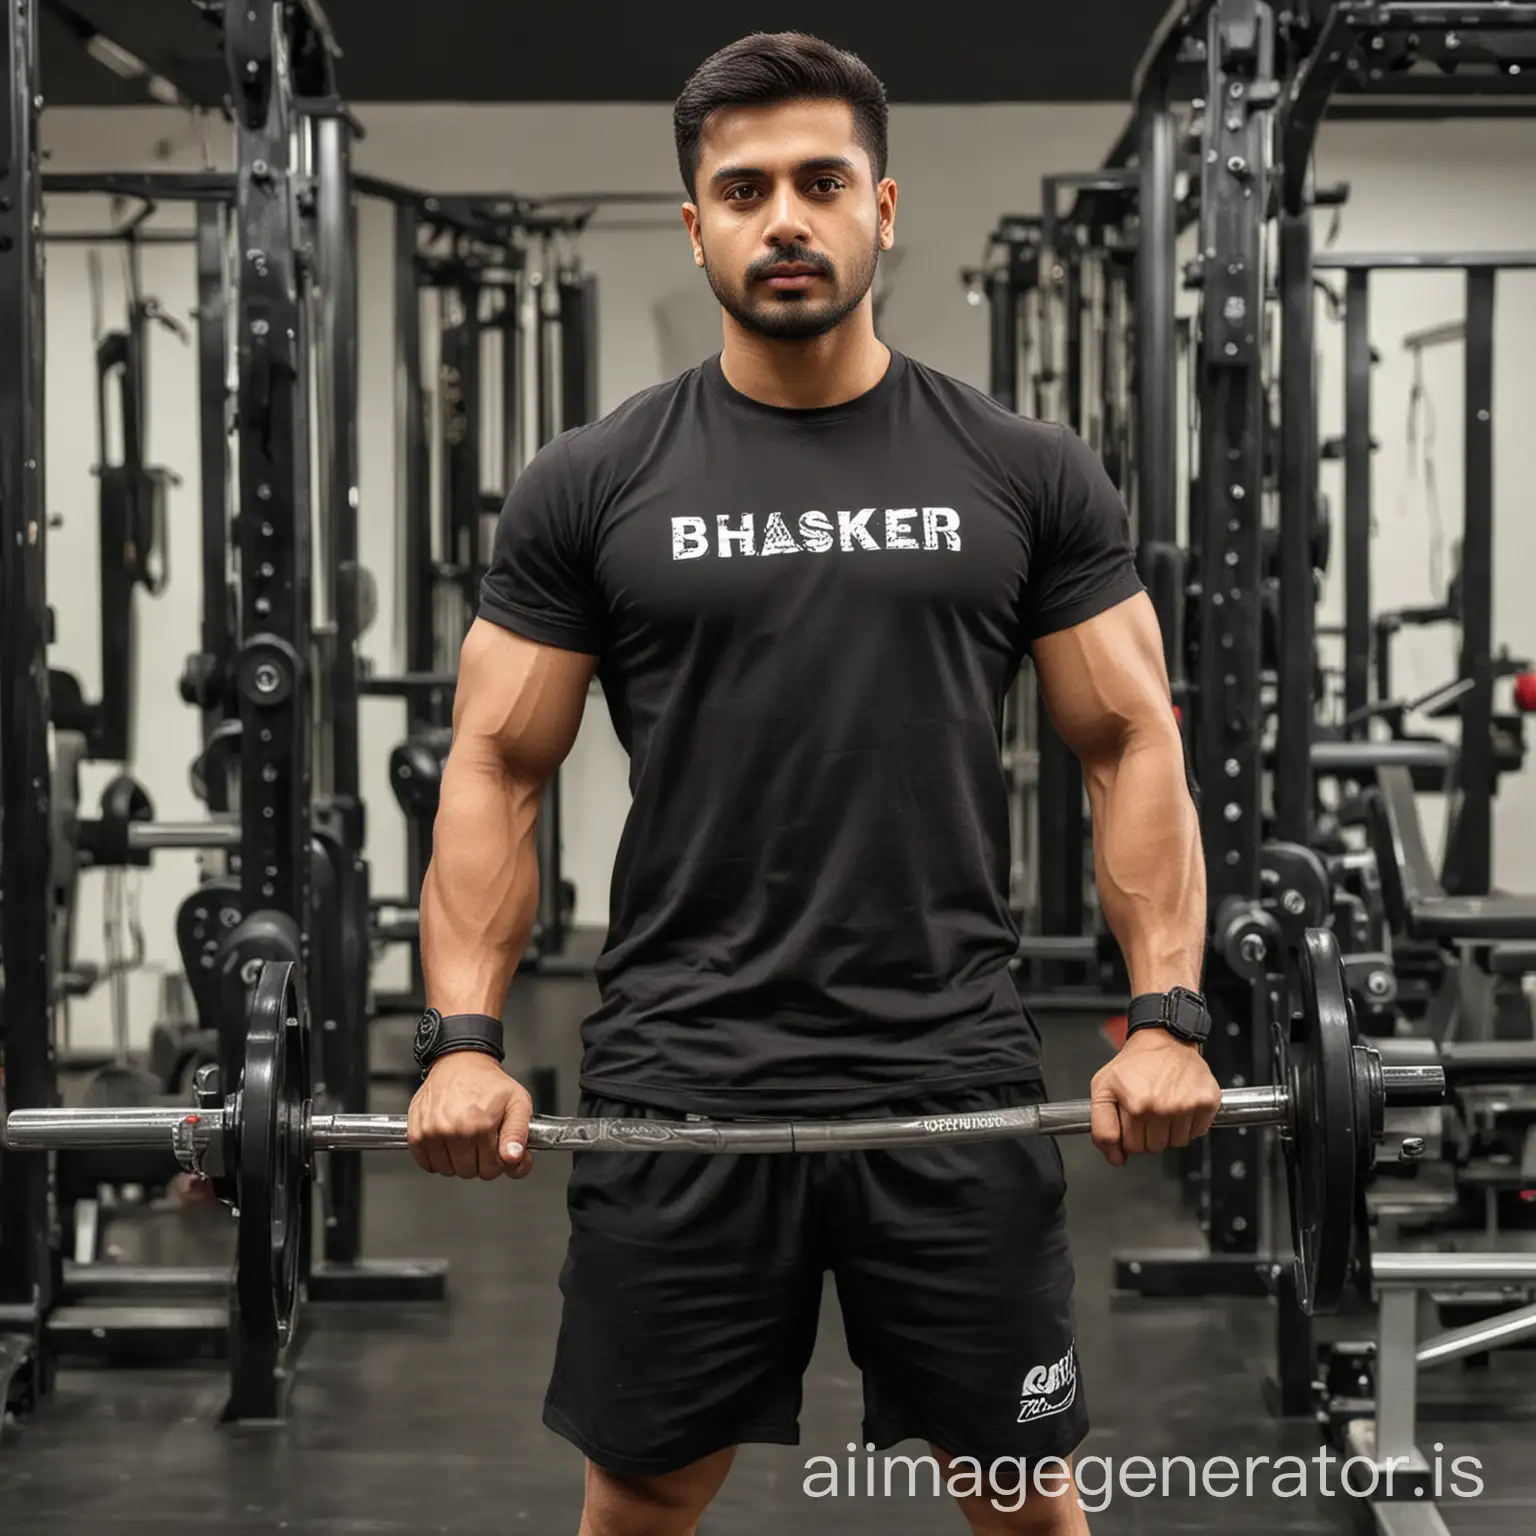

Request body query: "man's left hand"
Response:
[1089, 1028, 1223, 1167]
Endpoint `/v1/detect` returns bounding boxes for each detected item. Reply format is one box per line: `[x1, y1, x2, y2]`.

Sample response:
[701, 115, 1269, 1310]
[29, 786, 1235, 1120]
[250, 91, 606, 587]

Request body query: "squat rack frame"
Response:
[0, 0, 53, 1419]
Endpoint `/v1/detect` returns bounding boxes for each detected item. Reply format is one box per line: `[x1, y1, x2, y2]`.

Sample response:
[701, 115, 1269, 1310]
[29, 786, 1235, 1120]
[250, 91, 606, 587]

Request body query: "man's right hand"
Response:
[406, 1052, 534, 1180]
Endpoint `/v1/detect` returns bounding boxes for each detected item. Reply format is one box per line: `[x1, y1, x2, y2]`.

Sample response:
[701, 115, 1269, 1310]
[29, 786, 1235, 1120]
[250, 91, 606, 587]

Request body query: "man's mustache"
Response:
[746, 248, 835, 282]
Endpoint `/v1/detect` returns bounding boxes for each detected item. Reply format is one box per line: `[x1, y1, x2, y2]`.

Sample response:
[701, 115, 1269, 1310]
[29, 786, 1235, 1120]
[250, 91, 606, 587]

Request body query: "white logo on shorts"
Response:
[1017, 1345, 1078, 1423]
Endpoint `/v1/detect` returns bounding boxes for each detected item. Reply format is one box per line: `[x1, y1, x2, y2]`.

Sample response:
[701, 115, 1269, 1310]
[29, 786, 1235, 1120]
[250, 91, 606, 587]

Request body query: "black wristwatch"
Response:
[413, 1008, 506, 1077]
[1125, 987, 1211, 1049]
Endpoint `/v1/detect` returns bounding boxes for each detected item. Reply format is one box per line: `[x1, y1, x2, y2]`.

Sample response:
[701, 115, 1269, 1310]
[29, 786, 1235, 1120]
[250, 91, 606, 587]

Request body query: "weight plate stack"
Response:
[235, 960, 309, 1352]
[1287, 930, 1361, 1314]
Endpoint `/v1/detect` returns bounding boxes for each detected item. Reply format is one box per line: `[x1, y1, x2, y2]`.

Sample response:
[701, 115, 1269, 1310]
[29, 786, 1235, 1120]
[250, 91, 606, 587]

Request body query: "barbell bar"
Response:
[4, 1075, 1440, 1158]
[0, 928, 1445, 1332]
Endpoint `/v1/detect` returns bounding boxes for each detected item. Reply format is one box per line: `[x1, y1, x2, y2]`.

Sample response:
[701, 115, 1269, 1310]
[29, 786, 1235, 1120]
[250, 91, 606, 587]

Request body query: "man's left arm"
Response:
[1033, 592, 1222, 1166]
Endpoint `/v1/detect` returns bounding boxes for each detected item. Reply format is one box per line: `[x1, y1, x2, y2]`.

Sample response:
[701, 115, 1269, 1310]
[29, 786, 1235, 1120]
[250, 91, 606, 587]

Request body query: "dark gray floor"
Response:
[3, 974, 1535, 1533]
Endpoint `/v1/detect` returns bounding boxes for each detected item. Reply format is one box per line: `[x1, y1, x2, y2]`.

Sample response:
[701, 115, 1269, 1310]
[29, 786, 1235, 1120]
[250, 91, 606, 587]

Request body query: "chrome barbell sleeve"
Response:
[3, 1105, 229, 1151]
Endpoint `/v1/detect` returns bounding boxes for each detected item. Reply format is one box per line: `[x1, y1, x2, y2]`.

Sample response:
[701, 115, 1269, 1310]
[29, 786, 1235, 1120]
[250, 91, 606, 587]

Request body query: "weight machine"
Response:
[1, 0, 445, 1430]
[1315, 250, 1536, 896]
[40, 188, 188, 767]
[34, 176, 233, 1089]
[1267, 6, 1536, 1526]
[357, 180, 604, 1018]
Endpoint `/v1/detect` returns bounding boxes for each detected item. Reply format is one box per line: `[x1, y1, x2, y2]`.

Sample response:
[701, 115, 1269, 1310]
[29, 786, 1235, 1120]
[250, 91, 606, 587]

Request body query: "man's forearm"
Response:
[1084, 723, 1206, 995]
[419, 747, 544, 1017]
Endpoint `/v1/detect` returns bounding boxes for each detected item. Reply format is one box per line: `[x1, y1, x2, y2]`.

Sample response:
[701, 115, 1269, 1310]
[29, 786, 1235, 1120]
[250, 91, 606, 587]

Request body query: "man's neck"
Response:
[719, 315, 891, 410]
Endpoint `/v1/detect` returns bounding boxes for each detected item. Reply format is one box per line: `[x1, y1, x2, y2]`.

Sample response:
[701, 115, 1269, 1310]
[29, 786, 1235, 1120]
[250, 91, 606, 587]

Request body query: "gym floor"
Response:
[4, 970, 1533, 1533]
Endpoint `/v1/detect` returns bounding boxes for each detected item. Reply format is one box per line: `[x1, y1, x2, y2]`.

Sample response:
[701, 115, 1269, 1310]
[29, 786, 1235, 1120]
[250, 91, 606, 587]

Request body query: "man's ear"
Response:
[681, 202, 704, 266]
[877, 177, 898, 251]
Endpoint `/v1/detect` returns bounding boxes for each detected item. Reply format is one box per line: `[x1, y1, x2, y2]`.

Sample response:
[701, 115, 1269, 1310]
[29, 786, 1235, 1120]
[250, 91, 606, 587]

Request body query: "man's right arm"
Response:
[419, 617, 596, 1012]
[408, 618, 596, 1180]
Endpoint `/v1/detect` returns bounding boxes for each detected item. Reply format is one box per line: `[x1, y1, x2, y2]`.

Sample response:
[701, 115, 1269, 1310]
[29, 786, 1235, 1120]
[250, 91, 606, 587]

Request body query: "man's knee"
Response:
[964, 1499, 1088, 1536]
[963, 1488, 1089, 1536]
[578, 1447, 736, 1536]
[933, 1447, 1089, 1536]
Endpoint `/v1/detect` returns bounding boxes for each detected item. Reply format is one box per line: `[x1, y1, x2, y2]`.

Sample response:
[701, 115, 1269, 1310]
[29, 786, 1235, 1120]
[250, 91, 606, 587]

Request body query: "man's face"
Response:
[683, 99, 897, 342]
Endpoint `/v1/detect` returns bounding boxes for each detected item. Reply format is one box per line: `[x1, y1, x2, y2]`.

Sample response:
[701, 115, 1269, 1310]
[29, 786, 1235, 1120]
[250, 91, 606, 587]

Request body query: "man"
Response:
[408, 31, 1219, 1536]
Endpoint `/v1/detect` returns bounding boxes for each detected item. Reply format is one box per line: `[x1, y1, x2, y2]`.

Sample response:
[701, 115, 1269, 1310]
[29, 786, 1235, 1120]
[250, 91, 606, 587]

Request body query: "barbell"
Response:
[4, 929, 1442, 1343]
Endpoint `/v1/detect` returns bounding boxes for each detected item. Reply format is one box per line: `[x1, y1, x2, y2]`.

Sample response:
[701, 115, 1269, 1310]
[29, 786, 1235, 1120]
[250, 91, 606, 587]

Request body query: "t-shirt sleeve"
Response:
[478, 435, 602, 654]
[1024, 426, 1144, 642]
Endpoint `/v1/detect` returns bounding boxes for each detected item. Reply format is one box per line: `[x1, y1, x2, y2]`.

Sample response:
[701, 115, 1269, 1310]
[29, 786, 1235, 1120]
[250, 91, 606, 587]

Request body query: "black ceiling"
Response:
[41, 0, 1172, 108]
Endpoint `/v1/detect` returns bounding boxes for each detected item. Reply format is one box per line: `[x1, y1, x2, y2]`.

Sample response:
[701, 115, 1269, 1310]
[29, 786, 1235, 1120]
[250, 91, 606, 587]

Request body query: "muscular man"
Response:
[409, 31, 1219, 1536]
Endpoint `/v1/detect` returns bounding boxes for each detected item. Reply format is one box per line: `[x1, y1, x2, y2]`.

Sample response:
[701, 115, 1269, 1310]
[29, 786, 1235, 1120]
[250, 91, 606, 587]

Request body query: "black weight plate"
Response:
[1287, 929, 1359, 1315]
[236, 961, 307, 1350]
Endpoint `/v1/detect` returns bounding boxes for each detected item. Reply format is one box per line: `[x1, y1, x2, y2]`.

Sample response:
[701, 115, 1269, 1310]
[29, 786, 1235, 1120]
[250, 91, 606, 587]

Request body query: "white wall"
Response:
[1307, 121, 1536, 881]
[38, 102, 1536, 1049]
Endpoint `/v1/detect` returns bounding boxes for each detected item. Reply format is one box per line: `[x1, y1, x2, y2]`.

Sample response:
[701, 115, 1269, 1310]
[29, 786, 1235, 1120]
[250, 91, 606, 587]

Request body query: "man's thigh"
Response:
[544, 1094, 826, 1476]
[828, 1080, 1087, 1470]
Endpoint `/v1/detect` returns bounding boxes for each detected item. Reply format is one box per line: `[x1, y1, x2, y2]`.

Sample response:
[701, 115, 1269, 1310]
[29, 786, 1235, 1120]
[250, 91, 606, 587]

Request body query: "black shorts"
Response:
[542, 1079, 1086, 1477]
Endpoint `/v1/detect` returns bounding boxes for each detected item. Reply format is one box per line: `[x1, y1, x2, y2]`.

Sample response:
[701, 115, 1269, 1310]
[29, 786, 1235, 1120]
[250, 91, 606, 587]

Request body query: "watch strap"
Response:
[415, 1009, 505, 1072]
[1125, 988, 1210, 1046]
[429, 1039, 505, 1067]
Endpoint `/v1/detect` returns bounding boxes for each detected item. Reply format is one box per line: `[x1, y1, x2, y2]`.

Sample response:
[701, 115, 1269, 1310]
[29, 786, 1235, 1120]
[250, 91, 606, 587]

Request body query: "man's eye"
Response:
[725, 185, 758, 202]
[811, 177, 844, 194]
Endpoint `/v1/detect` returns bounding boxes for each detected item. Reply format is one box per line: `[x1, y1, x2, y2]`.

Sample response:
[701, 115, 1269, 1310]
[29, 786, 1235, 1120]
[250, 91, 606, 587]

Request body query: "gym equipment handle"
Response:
[127, 820, 242, 851]
[1437, 1040, 1536, 1085]
[2, 1067, 1443, 1157]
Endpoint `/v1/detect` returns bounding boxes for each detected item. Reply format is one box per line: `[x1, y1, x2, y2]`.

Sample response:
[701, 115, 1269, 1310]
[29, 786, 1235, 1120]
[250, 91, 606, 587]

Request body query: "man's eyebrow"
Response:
[709, 155, 858, 185]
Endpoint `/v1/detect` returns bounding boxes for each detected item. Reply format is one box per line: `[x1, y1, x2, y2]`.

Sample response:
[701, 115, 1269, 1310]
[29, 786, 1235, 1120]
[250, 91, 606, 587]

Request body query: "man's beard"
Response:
[702, 235, 880, 341]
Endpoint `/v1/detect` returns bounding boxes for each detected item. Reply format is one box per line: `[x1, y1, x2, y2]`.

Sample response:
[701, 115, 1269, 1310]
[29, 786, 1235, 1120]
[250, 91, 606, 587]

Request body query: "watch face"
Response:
[1169, 988, 1209, 1038]
[413, 1008, 443, 1065]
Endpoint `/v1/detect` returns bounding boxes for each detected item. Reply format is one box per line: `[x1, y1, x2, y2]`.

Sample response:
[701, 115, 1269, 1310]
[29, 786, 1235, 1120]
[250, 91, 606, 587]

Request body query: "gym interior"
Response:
[3, 3, 1536, 1533]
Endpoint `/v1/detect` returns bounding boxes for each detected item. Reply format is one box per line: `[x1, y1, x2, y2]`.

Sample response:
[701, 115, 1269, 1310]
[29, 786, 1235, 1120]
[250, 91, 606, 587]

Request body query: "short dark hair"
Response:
[674, 32, 889, 200]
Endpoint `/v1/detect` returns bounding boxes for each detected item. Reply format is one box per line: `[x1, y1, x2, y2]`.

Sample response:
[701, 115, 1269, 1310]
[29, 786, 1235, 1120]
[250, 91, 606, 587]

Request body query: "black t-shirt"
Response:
[480, 350, 1142, 1114]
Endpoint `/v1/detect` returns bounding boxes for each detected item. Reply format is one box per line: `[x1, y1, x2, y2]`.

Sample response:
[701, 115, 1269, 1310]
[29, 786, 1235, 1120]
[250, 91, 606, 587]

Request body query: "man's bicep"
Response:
[1031, 593, 1175, 764]
[451, 618, 596, 785]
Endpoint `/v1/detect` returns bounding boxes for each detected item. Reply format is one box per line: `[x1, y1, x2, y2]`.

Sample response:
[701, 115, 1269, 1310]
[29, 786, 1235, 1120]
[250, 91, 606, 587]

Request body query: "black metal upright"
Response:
[441, 276, 484, 620]
[222, 0, 316, 1420]
[1037, 231, 1087, 944]
[193, 198, 232, 803]
[536, 265, 560, 450]
[1192, 0, 1270, 1260]
[500, 277, 525, 489]
[1269, 160, 1323, 1417]
[532, 262, 564, 954]
[1102, 254, 1131, 499]
[395, 202, 433, 994]
[398, 205, 432, 708]
[1342, 270, 1372, 734]
[986, 267, 1018, 410]
[1274, 207, 1316, 844]
[558, 271, 599, 430]
[92, 308, 147, 763]
[313, 110, 360, 814]
[1136, 89, 1180, 684]
[1446, 267, 1497, 895]
[311, 104, 368, 1267]
[0, 0, 56, 1409]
